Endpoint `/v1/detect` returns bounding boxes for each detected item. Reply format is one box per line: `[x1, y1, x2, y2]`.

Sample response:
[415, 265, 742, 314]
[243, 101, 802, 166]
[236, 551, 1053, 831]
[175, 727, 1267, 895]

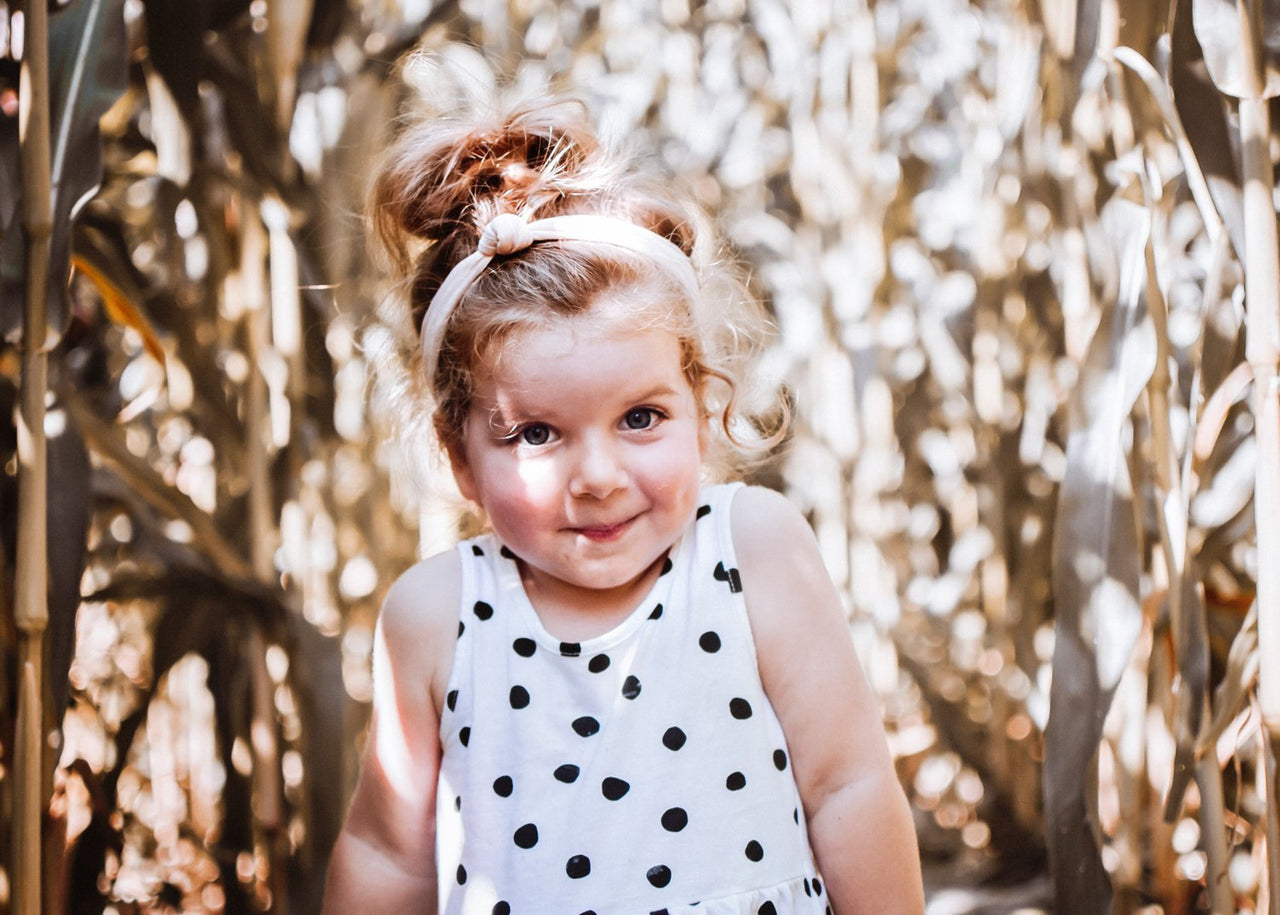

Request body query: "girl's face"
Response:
[451, 310, 707, 616]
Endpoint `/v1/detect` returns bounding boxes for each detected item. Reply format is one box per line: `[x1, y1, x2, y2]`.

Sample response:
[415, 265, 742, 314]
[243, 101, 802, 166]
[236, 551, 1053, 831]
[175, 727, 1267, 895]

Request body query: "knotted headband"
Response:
[420, 212, 701, 382]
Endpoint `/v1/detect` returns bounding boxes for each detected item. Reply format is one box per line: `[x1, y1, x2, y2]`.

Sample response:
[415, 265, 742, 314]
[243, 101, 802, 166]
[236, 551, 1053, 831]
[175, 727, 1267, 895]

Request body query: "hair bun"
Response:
[370, 101, 607, 273]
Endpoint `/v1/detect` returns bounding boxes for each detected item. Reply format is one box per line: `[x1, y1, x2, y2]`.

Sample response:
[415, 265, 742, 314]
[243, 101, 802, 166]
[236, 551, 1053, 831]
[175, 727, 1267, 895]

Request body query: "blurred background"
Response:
[1, 0, 1273, 912]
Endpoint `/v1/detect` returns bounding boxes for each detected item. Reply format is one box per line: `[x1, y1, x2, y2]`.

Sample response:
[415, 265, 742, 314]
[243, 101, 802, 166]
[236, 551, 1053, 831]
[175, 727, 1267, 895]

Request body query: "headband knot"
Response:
[477, 212, 535, 257]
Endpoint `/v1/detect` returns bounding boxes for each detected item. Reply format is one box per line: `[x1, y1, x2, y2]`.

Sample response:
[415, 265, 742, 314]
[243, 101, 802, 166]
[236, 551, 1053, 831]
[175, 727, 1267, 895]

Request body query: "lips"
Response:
[571, 516, 636, 542]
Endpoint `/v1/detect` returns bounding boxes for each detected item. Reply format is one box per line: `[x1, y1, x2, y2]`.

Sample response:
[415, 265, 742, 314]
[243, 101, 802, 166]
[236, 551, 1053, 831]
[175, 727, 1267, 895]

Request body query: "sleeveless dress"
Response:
[436, 483, 833, 915]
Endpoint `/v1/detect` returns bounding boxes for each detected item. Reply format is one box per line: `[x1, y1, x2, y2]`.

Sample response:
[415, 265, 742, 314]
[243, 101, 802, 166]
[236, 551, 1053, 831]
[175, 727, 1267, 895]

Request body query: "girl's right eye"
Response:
[517, 424, 554, 446]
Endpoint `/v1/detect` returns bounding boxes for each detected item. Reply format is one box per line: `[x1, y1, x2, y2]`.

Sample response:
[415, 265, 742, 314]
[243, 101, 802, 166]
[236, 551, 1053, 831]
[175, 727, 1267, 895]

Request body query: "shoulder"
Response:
[729, 484, 829, 592]
[379, 548, 463, 645]
[729, 484, 812, 551]
[729, 484, 844, 653]
[375, 547, 464, 713]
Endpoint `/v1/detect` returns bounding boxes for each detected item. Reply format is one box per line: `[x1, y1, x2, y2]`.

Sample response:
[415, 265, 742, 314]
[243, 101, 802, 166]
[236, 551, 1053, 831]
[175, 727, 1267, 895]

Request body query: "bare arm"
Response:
[322, 553, 461, 915]
[734, 486, 924, 915]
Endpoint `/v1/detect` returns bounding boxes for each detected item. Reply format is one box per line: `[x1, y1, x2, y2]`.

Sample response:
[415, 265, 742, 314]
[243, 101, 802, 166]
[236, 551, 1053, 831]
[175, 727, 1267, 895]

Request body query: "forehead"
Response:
[475, 318, 688, 404]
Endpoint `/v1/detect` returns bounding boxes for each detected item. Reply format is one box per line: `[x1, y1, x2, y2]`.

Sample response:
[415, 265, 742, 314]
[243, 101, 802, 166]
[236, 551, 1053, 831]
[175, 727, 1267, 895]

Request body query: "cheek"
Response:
[513, 459, 564, 505]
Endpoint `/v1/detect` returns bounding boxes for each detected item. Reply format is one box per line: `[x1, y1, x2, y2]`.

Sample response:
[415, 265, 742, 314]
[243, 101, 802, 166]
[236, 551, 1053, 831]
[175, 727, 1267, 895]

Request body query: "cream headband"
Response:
[420, 212, 701, 382]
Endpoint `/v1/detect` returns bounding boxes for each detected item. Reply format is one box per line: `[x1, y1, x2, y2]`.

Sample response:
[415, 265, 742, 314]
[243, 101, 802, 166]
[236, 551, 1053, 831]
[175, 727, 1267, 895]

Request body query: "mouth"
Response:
[571, 516, 637, 542]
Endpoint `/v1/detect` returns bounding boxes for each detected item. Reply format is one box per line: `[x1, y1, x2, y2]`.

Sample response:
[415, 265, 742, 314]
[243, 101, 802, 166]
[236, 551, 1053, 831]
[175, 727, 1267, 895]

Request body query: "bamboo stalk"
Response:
[14, 0, 53, 910]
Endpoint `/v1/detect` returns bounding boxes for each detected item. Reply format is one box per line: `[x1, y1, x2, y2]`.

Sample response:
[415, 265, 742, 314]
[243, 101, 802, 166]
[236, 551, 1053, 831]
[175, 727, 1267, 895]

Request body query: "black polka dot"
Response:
[726, 771, 746, 790]
[493, 904, 510, 915]
[759, 904, 778, 915]
[560, 641, 581, 657]
[662, 727, 686, 751]
[745, 840, 764, 862]
[514, 823, 539, 849]
[813, 877, 823, 895]
[446, 689, 458, 711]
[454, 795, 461, 811]
[660, 556, 674, 575]
[647, 865, 672, 888]
[458, 621, 465, 638]
[713, 561, 742, 591]
[572, 716, 600, 737]
[513, 638, 536, 657]
[459, 727, 471, 746]
[588, 654, 611, 673]
[493, 775, 513, 797]
[794, 807, 800, 824]
[730, 698, 753, 719]
[510, 685, 530, 709]
[773, 749, 787, 770]
[660, 807, 688, 832]
[601, 777, 630, 800]
[699, 631, 721, 652]
[696, 504, 711, 520]
[471, 545, 485, 556]
[804, 878, 813, 896]
[649, 603, 664, 620]
[622, 675, 641, 699]
[457, 864, 467, 884]
[554, 764, 580, 783]
[500, 545, 517, 560]
[474, 601, 494, 620]
[566, 855, 591, 878]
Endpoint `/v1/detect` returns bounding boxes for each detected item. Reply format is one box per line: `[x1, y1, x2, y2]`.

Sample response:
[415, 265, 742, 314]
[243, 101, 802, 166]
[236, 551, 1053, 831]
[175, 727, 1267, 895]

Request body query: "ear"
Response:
[698, 412, 711, 460]
[448, 446, 480, 504]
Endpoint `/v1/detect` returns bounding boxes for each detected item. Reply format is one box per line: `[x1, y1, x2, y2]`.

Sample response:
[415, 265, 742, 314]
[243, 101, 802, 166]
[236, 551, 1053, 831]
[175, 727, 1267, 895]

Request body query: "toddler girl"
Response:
[323, 97, 923, 915]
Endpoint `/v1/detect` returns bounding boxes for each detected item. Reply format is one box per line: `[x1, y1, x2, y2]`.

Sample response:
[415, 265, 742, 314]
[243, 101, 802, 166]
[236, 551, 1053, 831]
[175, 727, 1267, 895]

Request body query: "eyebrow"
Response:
[628, 383, 682, 402]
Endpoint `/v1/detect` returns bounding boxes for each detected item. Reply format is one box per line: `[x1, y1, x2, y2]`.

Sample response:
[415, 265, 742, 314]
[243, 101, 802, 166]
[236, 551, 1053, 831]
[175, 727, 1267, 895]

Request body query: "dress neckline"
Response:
[492, 527, 691, 655]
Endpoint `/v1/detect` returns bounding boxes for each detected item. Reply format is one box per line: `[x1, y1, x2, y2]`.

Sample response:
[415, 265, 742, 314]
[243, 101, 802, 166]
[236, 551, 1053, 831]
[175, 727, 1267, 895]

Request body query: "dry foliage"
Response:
[0, 0, 1277, 913]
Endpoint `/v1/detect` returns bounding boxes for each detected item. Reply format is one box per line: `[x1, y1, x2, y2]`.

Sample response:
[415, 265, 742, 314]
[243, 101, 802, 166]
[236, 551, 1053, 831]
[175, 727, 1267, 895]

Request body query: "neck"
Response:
[517, 551, 669, 641]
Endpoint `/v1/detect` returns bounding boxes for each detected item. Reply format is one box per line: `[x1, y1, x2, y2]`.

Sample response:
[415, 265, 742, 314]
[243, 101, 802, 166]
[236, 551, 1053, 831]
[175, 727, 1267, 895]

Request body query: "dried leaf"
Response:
[1193, 361, 1253, 468]
[0, 0, 128, 340]
[1172, 0, 1246, 261]
[1191, 0, 1280, 98]
[1198, 601, 1259, 757]
[1045, 197, 1156, 912]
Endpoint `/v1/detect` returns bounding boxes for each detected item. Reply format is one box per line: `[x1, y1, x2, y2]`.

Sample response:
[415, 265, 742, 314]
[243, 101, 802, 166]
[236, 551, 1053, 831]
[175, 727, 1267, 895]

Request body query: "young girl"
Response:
[322, 97, 924, 915]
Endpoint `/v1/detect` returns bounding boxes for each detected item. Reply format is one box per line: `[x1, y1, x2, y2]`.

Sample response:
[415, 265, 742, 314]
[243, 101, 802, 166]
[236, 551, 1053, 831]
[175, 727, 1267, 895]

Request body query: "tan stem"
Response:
[242, 203, 276, 583]
[14, 0, 53, 909]
[1238, 0, 1280, 735]
[1197, 732, 1233, 915]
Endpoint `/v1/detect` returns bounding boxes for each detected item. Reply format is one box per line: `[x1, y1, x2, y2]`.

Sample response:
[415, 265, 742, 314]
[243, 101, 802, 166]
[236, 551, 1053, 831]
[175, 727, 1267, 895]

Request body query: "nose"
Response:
[568, 434, 628, 499]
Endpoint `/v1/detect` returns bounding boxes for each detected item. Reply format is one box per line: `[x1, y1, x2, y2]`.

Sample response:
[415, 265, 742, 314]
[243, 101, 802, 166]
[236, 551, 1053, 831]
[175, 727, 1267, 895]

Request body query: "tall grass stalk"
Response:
[14, 0, 52, 910]
[1235, 0, 1280, 905]
[1238, 0, 1280, 725]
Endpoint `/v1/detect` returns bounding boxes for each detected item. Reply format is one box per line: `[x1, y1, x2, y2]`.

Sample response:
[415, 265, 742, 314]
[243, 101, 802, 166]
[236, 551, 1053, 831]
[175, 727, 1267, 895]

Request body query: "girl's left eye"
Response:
[623, 408, 660, 431]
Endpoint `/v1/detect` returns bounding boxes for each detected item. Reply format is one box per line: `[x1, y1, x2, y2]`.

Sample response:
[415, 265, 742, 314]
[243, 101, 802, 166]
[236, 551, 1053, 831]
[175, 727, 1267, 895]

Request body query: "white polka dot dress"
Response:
[436, 483, 831, 914]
